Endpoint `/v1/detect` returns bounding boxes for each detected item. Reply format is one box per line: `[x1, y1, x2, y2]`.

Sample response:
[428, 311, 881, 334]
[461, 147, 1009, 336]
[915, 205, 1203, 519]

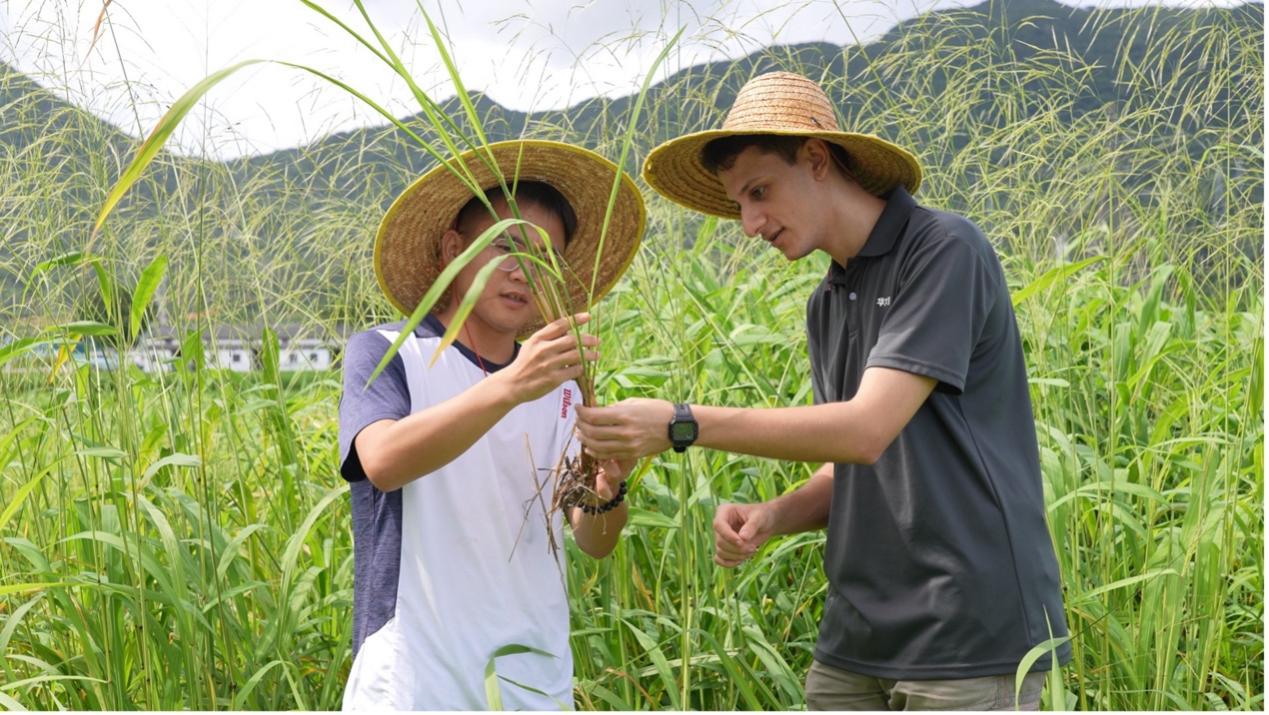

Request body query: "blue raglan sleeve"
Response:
[338, 329, 411, 482]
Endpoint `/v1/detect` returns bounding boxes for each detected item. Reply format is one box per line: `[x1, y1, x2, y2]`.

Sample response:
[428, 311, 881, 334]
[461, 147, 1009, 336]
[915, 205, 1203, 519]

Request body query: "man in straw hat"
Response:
[575, 72, 1070, 710]
[337, 140, 644, 710]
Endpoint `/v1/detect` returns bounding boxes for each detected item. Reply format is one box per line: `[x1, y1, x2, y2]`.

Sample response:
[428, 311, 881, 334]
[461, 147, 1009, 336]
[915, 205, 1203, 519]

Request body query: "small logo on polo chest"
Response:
[876, 296, 892, 307]
[561, 388, 573, 418]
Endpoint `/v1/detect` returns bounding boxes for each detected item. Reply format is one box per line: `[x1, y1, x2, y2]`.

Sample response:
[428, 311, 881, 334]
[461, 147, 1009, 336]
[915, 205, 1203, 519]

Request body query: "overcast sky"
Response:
[0, 1, 1245, 158]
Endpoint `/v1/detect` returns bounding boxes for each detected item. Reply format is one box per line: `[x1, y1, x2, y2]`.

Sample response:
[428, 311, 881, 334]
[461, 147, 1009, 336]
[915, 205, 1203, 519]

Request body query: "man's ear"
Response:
[806, 138, 859, 186]
[802, 138, 822, 179]
[440, 228, 465, 264]
[804, 138, 833, 181]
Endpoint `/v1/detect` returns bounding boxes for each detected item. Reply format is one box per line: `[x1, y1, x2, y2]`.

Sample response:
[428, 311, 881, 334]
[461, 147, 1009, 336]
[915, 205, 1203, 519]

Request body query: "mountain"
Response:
[217, 0, 1261, 207]
[3, 0, 1260, 206]
[0, 0, 1261, 319]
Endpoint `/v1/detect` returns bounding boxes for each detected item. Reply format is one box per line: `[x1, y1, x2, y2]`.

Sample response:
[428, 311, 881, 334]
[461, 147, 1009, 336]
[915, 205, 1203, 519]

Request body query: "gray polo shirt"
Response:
[807, 186, 1071, 679]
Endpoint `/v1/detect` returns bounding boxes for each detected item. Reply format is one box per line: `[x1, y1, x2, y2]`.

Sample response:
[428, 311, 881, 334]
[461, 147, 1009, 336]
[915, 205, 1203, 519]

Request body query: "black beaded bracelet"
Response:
[578, 480, 627, 515]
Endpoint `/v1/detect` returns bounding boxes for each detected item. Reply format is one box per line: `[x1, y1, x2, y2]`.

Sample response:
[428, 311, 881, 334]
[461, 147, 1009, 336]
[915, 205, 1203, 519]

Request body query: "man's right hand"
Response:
[498, 313, 598, 404]
[713, 501, 778, 567]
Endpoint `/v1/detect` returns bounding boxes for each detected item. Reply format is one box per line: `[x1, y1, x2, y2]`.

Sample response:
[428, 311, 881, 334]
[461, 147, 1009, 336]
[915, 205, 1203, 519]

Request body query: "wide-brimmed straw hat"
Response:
[375, 140, 646, 335]
[642, 72, 922, 218]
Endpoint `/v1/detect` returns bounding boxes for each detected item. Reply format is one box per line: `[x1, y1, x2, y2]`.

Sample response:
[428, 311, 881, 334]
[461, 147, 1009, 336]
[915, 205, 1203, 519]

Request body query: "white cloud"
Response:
[0, 0, 1245, 158]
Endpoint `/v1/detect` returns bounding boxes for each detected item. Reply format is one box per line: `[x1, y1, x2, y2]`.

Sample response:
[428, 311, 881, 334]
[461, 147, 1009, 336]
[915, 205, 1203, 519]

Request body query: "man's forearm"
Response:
[769, 463, 834, 535]
[694, 401, 884, 464]
[691, 368, 936, 464]
[357, 372, 518, 491]
[569, 503, 628, 558]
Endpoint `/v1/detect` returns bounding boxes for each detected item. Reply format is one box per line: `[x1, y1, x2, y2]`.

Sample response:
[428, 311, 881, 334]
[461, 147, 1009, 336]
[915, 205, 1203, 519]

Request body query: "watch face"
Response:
[670, 421, 697, 441]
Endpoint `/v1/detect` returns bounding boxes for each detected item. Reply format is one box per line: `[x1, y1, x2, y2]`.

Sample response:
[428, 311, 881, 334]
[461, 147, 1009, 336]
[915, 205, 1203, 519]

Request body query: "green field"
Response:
[0, 0, 1262, 710]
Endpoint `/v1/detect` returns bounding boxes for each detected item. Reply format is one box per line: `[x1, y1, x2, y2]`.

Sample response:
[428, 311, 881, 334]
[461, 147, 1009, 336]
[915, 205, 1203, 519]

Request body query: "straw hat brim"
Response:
[642, 128, 922, 219]
[375, 140, 646, 337]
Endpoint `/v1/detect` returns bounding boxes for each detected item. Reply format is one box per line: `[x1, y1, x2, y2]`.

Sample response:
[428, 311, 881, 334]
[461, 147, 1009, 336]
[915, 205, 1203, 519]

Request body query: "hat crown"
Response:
[375, 140, 646, 336]
[721, 71, 842, 132]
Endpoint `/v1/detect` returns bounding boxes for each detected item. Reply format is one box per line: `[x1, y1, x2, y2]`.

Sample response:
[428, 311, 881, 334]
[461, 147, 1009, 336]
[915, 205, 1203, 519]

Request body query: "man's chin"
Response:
[481, 301, 545, 335]
[497, 313, 536, 337]
[783, 244, 814, 261]
[466, 307, 527, 340]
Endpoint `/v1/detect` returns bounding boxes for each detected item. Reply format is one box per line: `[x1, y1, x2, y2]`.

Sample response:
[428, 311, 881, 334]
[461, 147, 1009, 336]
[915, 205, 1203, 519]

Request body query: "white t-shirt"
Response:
[338, 316, 580, 710]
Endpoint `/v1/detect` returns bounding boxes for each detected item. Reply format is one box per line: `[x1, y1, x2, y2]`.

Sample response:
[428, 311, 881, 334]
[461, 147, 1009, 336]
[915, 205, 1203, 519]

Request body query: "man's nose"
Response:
[739, 204, 764, 238]
[506, 259, 529, 282]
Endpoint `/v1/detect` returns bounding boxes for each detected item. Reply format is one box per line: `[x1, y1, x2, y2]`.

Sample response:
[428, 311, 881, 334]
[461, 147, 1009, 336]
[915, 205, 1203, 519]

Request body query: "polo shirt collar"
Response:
[827, 186, 916, 283]
[858, 185, 916, 258]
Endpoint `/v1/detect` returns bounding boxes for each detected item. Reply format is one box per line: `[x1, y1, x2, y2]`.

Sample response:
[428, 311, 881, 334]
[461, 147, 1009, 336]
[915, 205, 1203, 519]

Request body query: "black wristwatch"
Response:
[667, 403, 698, 453]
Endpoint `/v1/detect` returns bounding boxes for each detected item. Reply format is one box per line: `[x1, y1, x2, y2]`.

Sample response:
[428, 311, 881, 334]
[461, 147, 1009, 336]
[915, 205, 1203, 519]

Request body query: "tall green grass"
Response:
[0, 0, 1262, 710]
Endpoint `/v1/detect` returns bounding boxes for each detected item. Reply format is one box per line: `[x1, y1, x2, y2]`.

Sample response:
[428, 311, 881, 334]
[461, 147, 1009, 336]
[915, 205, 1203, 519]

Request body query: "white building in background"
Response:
[129, 346, 171, 372]
[204, 323, 346, 373]
[213, 337, 254, 373]
[129, 326, 181, 372]
[280, 338, 334, 371]
[3, 323, 349, 375]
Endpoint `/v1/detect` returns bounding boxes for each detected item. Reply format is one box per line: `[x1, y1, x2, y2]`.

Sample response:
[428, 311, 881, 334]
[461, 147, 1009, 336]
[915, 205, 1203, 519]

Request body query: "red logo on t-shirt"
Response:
[561, 388, 573, 418]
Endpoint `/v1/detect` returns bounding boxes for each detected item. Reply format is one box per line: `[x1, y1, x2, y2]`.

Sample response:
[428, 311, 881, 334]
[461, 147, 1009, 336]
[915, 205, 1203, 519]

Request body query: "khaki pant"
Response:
[805, 659, 1047, 711]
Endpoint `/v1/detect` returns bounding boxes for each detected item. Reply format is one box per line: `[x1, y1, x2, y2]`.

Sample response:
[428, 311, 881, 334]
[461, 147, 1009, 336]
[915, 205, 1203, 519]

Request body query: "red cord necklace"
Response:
[462, 321, 490, 377]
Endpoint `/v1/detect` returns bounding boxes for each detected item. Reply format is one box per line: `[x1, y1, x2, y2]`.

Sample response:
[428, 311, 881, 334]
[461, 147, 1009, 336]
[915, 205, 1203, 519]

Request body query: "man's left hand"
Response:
[592, 457, 637, 500]
[575, 398, 675, 460]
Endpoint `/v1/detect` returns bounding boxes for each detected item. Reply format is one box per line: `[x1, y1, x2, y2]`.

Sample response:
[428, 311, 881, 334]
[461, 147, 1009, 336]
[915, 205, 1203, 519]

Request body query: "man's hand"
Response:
[713, 502, 778, 567]
[591, 457, 637, 501]
[574, 398, 675, 460]
[496, 313, 597, 404]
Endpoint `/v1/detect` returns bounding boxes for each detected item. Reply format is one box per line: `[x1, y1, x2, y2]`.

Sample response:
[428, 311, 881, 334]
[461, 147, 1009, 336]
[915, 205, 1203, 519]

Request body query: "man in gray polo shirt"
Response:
[574, 72, 1070, 710]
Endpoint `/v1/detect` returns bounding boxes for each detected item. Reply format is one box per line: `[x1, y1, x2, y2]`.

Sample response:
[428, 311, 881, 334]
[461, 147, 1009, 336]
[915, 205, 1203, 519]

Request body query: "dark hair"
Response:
[453, 180, 578, 246]
[700, 134, 854, 179]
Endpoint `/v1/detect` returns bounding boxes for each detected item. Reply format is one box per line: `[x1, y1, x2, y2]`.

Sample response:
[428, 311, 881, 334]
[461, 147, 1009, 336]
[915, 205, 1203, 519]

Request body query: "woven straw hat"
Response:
[375, 140, 646, 335]
[642, 72, 922, 218]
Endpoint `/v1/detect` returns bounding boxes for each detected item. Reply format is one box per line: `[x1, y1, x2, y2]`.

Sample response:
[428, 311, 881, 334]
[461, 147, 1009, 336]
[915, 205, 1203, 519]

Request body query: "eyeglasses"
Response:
[483, 235, 566, 273]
